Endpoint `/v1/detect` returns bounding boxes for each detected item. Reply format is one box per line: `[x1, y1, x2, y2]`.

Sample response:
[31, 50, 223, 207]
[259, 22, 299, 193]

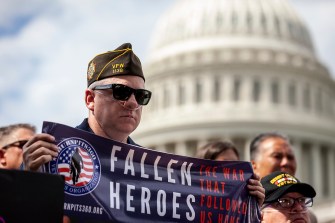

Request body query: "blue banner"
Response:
[43, 121, 260, 223]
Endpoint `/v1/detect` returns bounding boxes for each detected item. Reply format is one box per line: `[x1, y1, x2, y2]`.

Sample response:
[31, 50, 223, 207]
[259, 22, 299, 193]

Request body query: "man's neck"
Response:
[87, 118, 128, 143]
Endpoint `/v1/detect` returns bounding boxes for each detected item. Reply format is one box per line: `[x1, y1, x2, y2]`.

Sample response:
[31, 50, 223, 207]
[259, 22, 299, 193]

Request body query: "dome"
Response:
[147, 0, 316, 65]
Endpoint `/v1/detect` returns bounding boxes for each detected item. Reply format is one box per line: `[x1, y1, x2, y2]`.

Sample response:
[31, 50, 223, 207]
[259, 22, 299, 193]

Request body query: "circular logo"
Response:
[49, 137, 101, 196]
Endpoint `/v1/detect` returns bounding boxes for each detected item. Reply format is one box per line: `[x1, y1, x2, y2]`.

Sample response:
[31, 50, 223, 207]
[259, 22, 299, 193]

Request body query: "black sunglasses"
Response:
[93, 84, 152, 105]
[1, 140, 29, 150]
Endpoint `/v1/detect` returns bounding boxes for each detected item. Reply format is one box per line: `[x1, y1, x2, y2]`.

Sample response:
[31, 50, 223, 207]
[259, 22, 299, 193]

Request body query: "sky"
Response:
[0, 0, 334, 131]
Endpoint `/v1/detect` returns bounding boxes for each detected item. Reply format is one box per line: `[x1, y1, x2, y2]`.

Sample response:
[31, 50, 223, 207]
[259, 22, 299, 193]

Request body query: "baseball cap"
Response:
[87, 43, 144, 86]
[261, 171, 316, 203]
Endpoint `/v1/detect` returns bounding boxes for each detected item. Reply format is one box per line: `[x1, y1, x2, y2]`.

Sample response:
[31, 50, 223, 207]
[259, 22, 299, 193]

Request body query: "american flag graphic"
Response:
[58, 147, 94, 187]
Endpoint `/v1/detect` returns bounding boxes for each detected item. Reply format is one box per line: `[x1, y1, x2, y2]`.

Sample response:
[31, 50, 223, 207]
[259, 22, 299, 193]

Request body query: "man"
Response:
[261, 171, 316, 223]
[250, 132, 317, 222]
[23, 43, 152, 171]
[0, 123, 35, 169]
[250, 132, 297, 178]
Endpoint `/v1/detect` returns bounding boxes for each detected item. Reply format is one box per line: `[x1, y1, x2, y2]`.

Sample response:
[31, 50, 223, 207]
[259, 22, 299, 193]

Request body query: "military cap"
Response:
[261, 171, 316, 203]
[87, 43, 144, 86]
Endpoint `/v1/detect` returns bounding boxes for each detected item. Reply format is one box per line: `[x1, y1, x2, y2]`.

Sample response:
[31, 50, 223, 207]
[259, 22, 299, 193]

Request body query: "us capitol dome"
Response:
[132, 0, 335, 221]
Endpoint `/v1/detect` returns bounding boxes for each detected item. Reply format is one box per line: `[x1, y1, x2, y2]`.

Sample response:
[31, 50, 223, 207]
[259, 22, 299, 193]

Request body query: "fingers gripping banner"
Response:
[43, 122, 260, 223]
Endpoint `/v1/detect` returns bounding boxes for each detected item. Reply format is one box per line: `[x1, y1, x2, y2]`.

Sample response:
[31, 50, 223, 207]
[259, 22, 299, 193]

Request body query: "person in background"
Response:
[196, 140, 265, 206]
[260, 171, 316, 223]
[196, 140, 239, 161]
[250, 132, 317, 223]
[0, 123, 35, 169]
[250, 132, 296, 178]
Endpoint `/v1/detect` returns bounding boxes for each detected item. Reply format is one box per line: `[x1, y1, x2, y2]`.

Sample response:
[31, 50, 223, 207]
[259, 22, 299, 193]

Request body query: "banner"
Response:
[43, 121, 260, 223]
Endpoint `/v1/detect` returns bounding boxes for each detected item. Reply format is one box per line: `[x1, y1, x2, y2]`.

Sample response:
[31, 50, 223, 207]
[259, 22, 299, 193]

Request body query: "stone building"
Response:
[132, 0, 335, 222]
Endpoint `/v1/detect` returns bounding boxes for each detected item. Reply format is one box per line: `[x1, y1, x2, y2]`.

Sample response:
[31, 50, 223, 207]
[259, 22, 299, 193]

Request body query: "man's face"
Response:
[252, 137, 297, 178]
[89, 76, 145, 141]
[0, 128, 35, 169]
[261, 192, 310, 223]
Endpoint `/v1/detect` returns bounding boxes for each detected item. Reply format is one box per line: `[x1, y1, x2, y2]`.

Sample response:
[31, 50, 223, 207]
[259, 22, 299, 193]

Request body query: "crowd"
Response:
[0, 43, 317, 223]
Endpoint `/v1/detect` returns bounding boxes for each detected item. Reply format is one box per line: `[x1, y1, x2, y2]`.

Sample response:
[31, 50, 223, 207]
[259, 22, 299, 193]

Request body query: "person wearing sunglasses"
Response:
[0, 123, 36, 169]
[23, 43, 151, 172]
[260, 171, 316, 223]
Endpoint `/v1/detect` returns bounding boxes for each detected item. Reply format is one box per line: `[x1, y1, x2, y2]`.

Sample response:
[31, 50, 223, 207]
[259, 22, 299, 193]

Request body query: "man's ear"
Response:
[85, 89, 95, 111]
[251, 160, 257, 170]
[0, 149, 7, 167]
[260, 210, 264, 222]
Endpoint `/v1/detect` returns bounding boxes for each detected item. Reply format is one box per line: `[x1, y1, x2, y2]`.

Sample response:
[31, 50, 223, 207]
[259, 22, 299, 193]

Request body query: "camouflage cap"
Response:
[87, 43, 144, 86]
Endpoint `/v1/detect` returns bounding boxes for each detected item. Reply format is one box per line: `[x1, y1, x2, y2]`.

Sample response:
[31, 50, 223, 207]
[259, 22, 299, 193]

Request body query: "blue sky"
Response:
[1, 0, 334, 131]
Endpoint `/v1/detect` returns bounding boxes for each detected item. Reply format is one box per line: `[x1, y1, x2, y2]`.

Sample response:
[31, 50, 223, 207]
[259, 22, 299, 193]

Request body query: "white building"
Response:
[132, 0, 335, 222]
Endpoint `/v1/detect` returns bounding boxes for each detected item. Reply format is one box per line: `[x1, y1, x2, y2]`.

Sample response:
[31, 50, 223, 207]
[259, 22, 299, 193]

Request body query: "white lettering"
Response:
[186, 194, 196, 221]
[110, 146, 121, 172]
[124, 149, 135, 176]
[110, 181, 120, 209]
[141, 187, 151, 214]
[172, 192, 181, 219]
[167, 159, 178, 183]
[157, 190, 166, 216]
[126, 184, 135, 212]
[154, 156, 163, 181]
[140, 152, 149, 179]
[181, 162, 193, 186]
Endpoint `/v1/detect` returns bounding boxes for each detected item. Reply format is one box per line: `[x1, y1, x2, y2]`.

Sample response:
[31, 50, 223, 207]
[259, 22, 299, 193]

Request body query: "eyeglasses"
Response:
[93, 84, 152, 105]
[276, 197, 313, 209]
[1, 140, 29, 150]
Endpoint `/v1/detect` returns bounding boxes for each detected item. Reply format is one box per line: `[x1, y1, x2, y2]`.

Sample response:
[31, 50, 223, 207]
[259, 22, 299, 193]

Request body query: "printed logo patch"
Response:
[49, 137, 101, 196]
[270, 173, 298, 187]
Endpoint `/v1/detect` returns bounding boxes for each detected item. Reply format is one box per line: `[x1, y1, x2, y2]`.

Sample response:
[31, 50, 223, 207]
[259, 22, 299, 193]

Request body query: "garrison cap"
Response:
[87, 43, 144, 86]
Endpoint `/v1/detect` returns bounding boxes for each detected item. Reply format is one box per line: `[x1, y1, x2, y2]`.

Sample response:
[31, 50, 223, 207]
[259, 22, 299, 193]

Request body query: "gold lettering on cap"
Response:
[112, 63, 124, 74]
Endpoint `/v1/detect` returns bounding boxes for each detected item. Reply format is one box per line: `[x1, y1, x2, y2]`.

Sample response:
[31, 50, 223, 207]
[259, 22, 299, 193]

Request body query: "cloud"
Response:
[0, 0, 174, 129]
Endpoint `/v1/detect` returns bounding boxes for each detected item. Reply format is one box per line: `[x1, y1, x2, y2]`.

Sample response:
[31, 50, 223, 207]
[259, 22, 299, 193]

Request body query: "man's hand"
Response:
[23, 133, 59, 171]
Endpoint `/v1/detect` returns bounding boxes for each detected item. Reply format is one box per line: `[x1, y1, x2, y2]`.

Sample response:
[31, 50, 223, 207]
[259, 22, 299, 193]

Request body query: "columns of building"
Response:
[328, 145, 335, 199]
[291, 138, 303, 179]
[243, 136, 252, 161]
[311, 143, 323, 200]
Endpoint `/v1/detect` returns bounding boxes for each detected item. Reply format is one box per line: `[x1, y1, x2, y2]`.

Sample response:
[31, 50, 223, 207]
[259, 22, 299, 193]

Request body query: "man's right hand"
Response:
[23, 133, 59, 171]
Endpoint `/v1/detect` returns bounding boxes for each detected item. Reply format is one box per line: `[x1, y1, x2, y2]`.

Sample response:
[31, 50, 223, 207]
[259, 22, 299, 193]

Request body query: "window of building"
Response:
[260, 14, 267, 34]
[216, 13, 223, 27]
[288, 83, 296, 106]
[271, 81, 280, 104]
[163, 86, 170, 108]
[252, 79, 261, 102]
[232, 78, 241, 101]
[195, 80, 202, 103]
[315, 88, 322, 113]
[212, 77, 221, 102]
[246, 12, 252, 33]
[303, 85, 311, 109]
[274, 16, 281, 37]
[178, 84, 185, 105]
[165, 143, 175, 154]
[186, 140, 198, 157]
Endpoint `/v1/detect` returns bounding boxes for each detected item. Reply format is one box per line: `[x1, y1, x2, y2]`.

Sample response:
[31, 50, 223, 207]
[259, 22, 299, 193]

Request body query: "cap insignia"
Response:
[270, 173, 298, 187]
[87, 62, 96, 80]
